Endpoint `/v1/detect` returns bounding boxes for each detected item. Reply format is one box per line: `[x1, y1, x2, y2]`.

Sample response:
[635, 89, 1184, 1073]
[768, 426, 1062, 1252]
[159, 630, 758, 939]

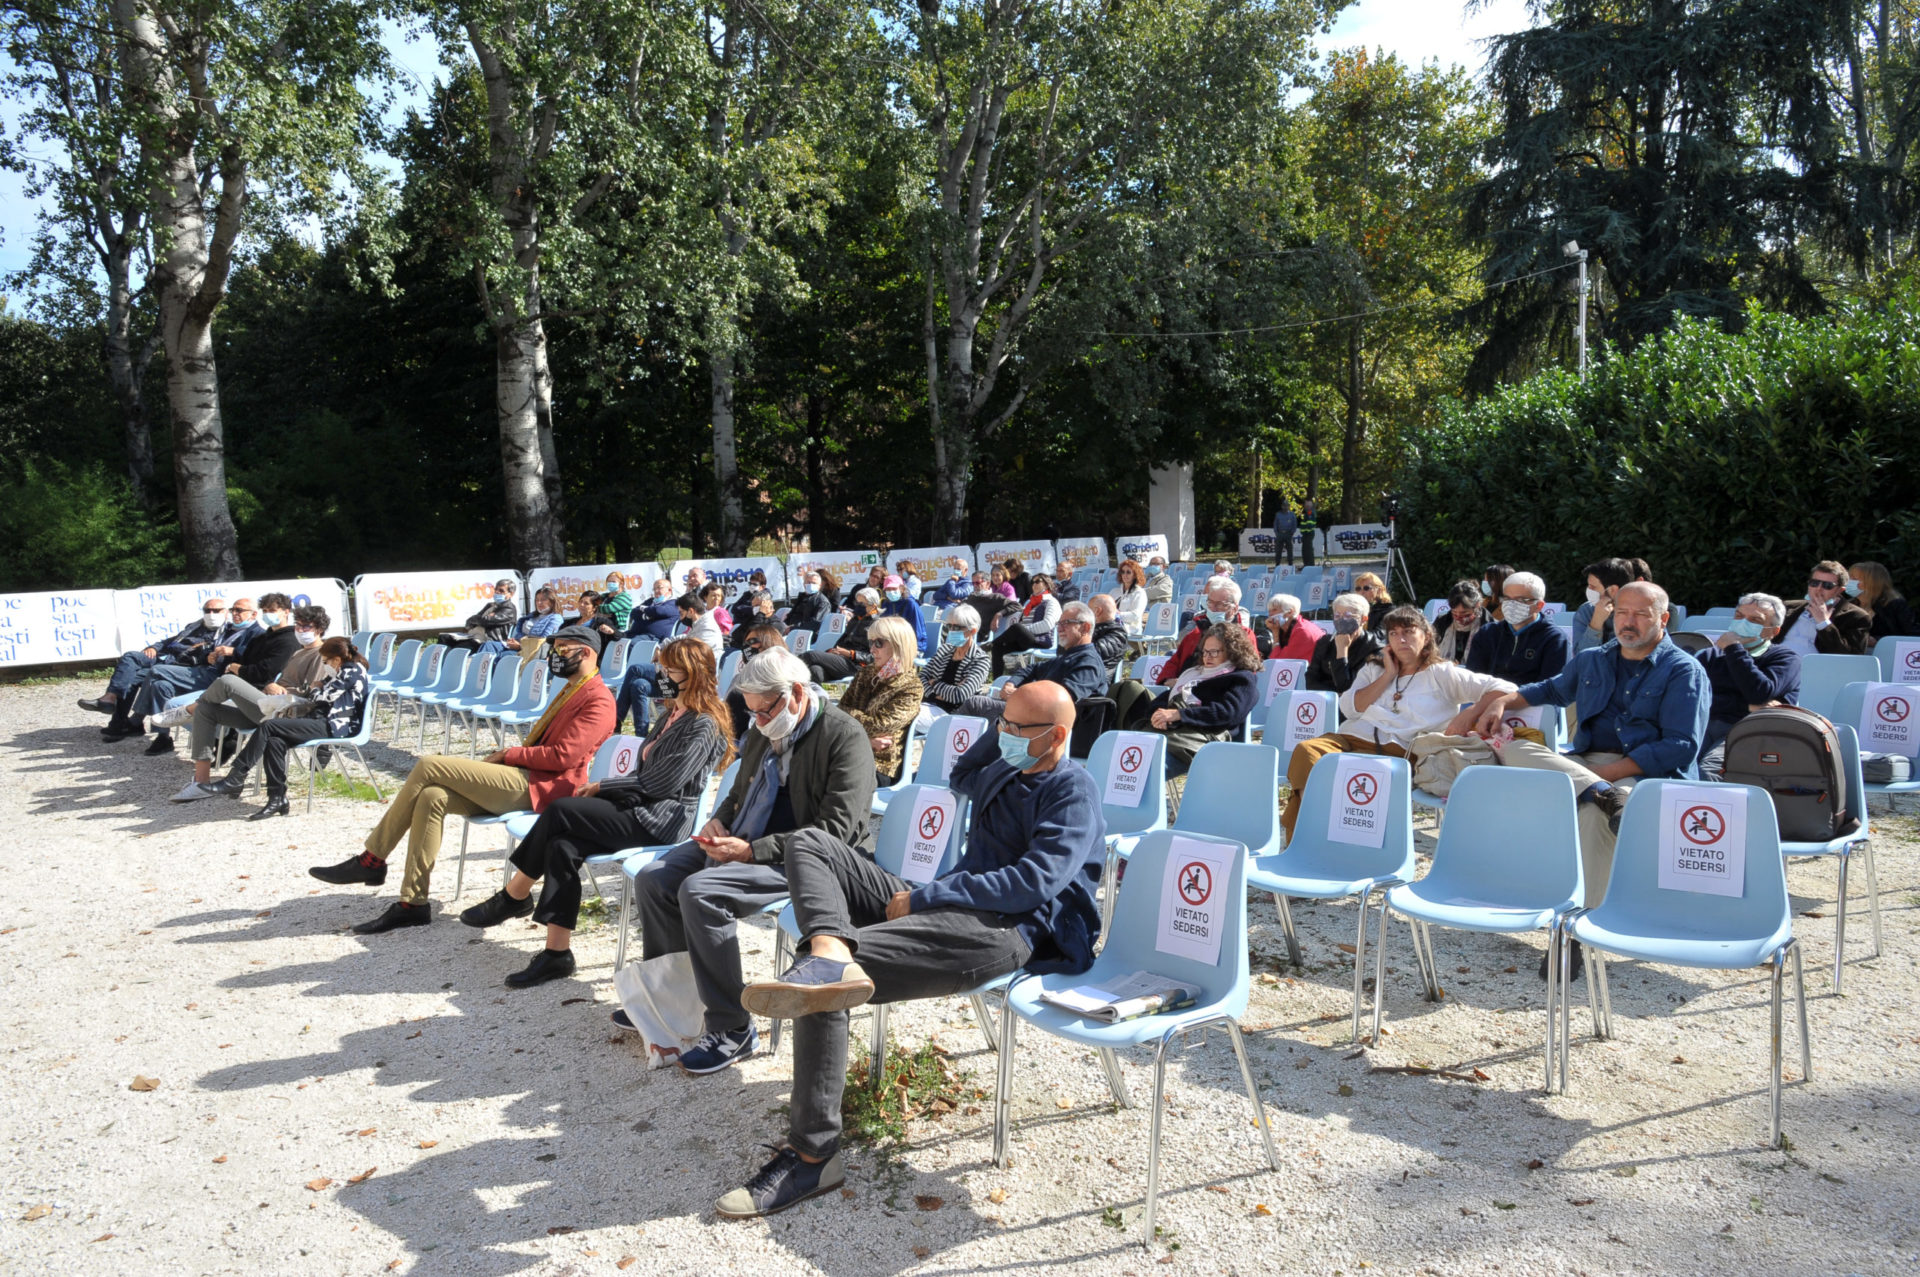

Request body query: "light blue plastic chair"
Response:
[382, 644, 447, 740]
[367, 637, 422, 699]
[716, 649, 742, 696]
[768, 784, 984, 1068]
[1247, 751, 1415, 1040]
[1677, 616, 1725, 635]
[993, 829, 1278, 1242]
[1568, 781, 1809, 1147]
[1260, 689, 1337, 755]
[1777, 724, 1879, 993]
[288, 685, 384, 812]
[350, 629, 372, 653]
[1704, 606, 1738, 619]
[809, 612, 848, 652]
[868, 716, 927, 817]
[1139, 603, 1178, 652]
[784, 630, 812, 655]
[449, 734, 630, 902]
[1377, 768, 1583, 1090]
[486, 662, 557, 747]
[1088, 732, 1170, 931]
[1834, 681, 1920, 797]
[613, 760, 741, 968]
[602, 638, 631, 683]
[364, 633, 397, 679]
[399, 648, 467, 750]
[448, 657, 525, 755]
[418, 652, 498, 754]
[1872, 634, 1920, 684]
[1170, 741, 1280, 860]
[1796, 653, 1882, 719]
[627, 638, 658, 667]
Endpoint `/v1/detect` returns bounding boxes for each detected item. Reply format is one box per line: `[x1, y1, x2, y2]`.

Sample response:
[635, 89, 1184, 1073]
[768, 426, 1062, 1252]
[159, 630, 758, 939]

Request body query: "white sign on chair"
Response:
[1656, 784, 1748, 897]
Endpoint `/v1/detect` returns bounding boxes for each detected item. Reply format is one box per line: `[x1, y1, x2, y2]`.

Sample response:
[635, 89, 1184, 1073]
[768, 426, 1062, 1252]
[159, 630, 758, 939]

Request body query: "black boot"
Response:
[309, 852, 388, 887]
[206, 770, 249, 798]
[248, 795, 290, 821]
[505, 947, 576, 988]
[143, 731, 175, 756]
[101, 705, 138, 740]
[460, 890, 537, 929]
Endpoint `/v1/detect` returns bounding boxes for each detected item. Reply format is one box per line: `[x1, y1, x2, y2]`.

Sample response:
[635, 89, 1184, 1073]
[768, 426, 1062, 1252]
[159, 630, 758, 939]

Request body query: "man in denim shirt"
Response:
[1467, 581, 1708, 912]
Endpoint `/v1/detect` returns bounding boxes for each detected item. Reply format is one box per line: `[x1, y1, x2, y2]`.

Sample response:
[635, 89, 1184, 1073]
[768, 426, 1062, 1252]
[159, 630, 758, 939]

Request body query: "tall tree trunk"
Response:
[102, 249, 156, 505]
[805, 390, 826, 551]
[115, 0, 240, 580]
[710, 348, 747, 554]
[934, 319, 977, 541]
[495, 313, 560, 570]
[1339, 320, 1366, 523]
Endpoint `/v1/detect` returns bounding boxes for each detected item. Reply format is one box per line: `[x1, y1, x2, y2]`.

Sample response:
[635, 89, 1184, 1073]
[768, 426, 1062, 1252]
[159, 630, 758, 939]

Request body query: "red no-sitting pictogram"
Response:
[1274, 666, 1296, 689]
[1346, 772, 1379, 806]
[1878, 695, 1911, 724]
[615, 746, 635, 773]
[1120, 745, 1144, 773]
[1178, 861, 1213, 906]
[919, 805, 946, 839]
[953, 729, 972, 753]
[1296, 702, 1318, 726]
[1680, 805, 1726, 844]
[1905, 648, 1920, 672]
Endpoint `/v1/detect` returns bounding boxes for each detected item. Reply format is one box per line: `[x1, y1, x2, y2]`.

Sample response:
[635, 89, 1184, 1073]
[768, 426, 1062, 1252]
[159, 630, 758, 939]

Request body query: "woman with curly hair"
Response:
[1143, 621, 1262, 774]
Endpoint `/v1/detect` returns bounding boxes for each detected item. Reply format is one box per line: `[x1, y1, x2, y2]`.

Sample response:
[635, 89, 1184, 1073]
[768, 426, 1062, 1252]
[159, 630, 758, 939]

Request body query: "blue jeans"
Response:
[616, 662, 659, 732]
[132, 661, 220, 717]
[106, 650, 157, 699]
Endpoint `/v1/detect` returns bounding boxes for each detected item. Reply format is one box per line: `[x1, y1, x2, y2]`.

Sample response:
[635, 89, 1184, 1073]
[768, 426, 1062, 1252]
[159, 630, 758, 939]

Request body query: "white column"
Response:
[1150, 463, 1195, 561]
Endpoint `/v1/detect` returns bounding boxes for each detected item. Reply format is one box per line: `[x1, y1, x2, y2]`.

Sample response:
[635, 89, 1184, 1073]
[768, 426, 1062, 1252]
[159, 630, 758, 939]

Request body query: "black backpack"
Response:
[1721, 706, 1858, 842]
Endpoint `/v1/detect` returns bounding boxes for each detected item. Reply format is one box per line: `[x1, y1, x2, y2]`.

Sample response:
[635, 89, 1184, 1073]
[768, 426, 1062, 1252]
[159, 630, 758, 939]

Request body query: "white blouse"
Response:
[1337, 661, 1516, 749]
[1114, 586, 1148, 627]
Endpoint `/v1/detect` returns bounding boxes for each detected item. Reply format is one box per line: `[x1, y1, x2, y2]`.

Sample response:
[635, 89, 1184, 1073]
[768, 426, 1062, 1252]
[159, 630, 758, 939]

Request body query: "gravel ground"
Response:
[3, 674, 1918, 1276]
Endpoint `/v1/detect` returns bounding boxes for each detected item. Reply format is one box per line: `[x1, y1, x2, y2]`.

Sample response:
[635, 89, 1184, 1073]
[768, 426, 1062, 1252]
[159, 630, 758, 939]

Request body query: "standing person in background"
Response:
[1299, 499, 1318, 568]
[1271, 497, 1299, 568]
[1848, 561, 1919, 639]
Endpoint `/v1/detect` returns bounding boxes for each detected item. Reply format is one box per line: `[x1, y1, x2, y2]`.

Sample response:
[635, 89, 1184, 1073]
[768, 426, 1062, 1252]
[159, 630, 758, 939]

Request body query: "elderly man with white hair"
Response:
[1258, 591, 1323, 662]
[1694, 591, 1802, 777]
[1465, 570, 1570, 684]
[1154, 575, 1254, 688]
[626, 647, 877, 1074]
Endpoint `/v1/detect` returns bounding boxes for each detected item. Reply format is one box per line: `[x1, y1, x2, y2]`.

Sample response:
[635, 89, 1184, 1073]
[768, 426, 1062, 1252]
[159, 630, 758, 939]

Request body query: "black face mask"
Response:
[656, 669, 681, 698]
[548, 646, 585, 679]
[1333, 616, 1361, 636]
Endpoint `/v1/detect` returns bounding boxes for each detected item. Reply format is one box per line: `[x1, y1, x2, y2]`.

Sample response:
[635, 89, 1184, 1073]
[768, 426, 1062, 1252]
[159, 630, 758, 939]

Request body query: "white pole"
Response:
[1576, 250, 1589, 381]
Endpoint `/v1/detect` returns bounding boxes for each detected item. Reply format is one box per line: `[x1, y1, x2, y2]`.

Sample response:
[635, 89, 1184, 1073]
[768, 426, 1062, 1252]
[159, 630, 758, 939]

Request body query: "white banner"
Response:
[353, 570, 511, 633]
[1326, 523, 1391, 555]
[935, 715, 988, 782]
[121, 578, 351, 648]
[1055, 537, 1109, 572]
[900, 788, 959, 884]
[529, 563, 663, 608]
[1115, 534, 1169, 565]
[1892, 640, 1920, 686]
[1155, 836, 1237, 966]
[1327, 754, 1390, 848]
[1102, 731, 1158, 808]
[1657, 784, 1749, 897]
[668, 557, 785, 609]
[786, 550, 880, 600]
[1262, 659, 1308, 706]
[1280, 694, 1331, 752]
[976, 540, 1055, 577]
[0, 590, 121, 667]
[886, 546, 973, 586]
[1859, 682, 1920, 753]
[1238, 529, 1279, 560]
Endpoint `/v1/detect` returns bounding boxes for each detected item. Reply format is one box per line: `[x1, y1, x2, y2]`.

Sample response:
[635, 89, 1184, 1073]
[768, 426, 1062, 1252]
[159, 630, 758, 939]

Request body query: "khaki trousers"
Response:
[1281, 733, 1412, 842]
[1494, 741, 1632, 907]
[365, 755, 531, 903]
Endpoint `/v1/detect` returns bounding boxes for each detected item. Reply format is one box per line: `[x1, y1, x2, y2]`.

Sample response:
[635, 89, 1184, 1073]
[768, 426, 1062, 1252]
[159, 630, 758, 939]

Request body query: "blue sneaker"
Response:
[677, 1022, 758, 1075]
[741, 955, 874, 1020]
[715, 1145, 845, 1219]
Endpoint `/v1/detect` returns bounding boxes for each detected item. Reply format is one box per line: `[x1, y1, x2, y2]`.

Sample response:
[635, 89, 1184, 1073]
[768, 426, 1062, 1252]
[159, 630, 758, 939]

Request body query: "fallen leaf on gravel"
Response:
[560, 998, 592, 1006]
[21, 1205, 51, 1221]
[1568, 1198, 1595, 1206]
[1471, 1069, 1491, 1082]
[1493, 1201, 1517, 1210]
[989, 1188, 1008, 1204]
[1460, 1207, 1477, 1216]
[1055, 1097, 1071, 1109]
[138, 930, 153, 936]
[357, 1128, 377, 1136]
[915, 1195, 944, 1211]
[129, 1075, 160, 1092]
[840, 1189, 856, 1199]
[218, 1044, 232, 1049]
[913, 1247, 930, 1259]
[1612, 1166, 1638, 1178]
[416, 1141, 437, 1149]
[91, 1233, 114, 1242]
[348, 1168, 376, 1185]
[546, 1225, 574, 1235]
[1525, 1159, 1543, 1170]
[190, 898, 202, 903]
[255, 911, 271, 919]
[1672, 1056, 1686, 1064]
[1253, 1203, 1272, 1217]
[1336, 943, 1356, 954]
[1205, 1186, 1229, 1196]
[617, 1259, 637, 1270]
[406, 1031, 422, 1039]
[185, 1003, 197, 1010]
[1337, 1084, 1354, 1097]
[1504, 966, 1517, 973]
[387, 1263, 401, 1271]
[306, 1178, 333, 1191]
[1457, 966, 1470, 974]
[213, 1156, 227, 1164]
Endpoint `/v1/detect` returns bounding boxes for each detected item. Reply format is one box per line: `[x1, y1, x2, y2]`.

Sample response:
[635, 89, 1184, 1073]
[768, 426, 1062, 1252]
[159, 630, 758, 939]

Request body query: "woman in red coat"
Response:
[310, 626, 618, 934]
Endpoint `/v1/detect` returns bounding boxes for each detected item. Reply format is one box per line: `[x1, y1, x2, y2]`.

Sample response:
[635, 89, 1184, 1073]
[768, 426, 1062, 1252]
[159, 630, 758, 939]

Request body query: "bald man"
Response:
[722, 681, 1106, 1220]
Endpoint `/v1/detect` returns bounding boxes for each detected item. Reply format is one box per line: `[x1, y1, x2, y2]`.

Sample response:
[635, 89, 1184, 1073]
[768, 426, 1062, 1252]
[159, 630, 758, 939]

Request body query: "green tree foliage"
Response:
[1399, 286, 1920, 607]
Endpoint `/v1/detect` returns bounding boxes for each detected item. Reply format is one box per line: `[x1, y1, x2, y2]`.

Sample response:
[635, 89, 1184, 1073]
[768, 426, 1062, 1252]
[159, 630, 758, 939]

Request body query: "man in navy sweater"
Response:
[1465, 570, 1571, 685]
[1695, 592, 1801, 776]
[724, 681, 1104, 1219]
[953, 601, 1110, 717]
[623, 577, 681, 641]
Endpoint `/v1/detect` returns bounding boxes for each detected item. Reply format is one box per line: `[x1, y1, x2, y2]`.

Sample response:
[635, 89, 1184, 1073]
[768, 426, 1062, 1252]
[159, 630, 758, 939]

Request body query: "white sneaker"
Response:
[150, 703, 196, 729]
[169, 781, 220, 803]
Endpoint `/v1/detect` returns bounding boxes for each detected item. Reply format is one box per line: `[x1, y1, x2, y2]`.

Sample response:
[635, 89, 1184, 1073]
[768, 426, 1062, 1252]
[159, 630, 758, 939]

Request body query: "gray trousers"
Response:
[782, 828, 1030, 1159]
[632, 840, 791, 1036]
[188, 675, 277, 762]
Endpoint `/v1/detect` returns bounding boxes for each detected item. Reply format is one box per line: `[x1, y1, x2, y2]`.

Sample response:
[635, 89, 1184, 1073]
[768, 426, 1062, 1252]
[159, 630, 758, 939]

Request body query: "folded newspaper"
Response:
[1038, 970, 1198, 1022]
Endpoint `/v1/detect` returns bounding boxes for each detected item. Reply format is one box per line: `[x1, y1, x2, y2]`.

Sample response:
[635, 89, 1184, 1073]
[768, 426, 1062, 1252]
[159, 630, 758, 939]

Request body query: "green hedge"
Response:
[1398, 289, 1920, 609]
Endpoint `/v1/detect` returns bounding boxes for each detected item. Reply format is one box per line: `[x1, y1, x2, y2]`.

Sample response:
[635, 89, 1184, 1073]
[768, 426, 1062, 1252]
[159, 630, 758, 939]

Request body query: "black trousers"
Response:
[989, 623, 1048, 676]
[229, 717, 331, 797]
[803, 652, 860, 682]
[509, 795, 681, 931]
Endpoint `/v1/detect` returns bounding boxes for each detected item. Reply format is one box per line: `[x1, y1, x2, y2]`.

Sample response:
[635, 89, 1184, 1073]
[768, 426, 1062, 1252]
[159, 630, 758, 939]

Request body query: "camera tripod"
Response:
[1382, 513, 1417, 604]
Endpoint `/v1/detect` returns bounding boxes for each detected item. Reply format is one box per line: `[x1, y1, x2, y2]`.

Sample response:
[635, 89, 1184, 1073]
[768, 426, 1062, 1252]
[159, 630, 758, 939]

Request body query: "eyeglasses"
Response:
[1807, 578, 1840, 591]
[745, 694, 789, 724]
[999, 717, 1052, 737]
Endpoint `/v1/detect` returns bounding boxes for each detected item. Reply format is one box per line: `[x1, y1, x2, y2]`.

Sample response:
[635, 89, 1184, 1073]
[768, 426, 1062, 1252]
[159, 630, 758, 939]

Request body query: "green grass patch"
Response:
[305, 765, 384, 802]
[575, 896, 611, 931]
[840, 1037, 975, 1147]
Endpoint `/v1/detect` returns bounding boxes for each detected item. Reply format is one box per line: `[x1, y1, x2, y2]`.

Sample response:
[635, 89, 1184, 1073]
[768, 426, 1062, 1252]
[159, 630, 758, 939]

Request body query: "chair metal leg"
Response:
[1273, 893, 1302, 966]
[1585, 952, 1608, 1040]
[1833, 852, 1850, 995]
[1370, 902, 1390, 1046]
[306, 752, 317, 813]
[1769, 946, 1786, 1148]
[1143, 1035, 1173, 1244]
[868, 1004, 889, 1088]
[1102, 844, 1120, 937]
[351, 746, 381, 800]
[1349, 890, 1373, 1044]
[992, 993, 1018, 1168]
[767, 929, 792, 1055]
[1594, 950, 1614, 1038]
[614, 879, 632, 971]
[1543, 920, 1559, 1094]
[453, 822, 469, 902]
[1097, 1047, 1131, 1109]
[1791, 940, 1811, 1082]
[969, 993, 999, 1053]
[1863, 841, 1883, 956]
[1408, 919, 1440, 1000]
[1558, 928, 1572, 1094]
[1226, 1020, 1280, 1171]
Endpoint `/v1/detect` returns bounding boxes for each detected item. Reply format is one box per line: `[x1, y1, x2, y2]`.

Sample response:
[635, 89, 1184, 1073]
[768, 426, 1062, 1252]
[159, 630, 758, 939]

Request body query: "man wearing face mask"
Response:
[727, 590, 785, 652]
[1465, 571, 1570, 684]
[1258, 592, 1323, 663]
[1695, 593, 1801, 777]
[444, 579, 520, 650]
[627, 648, 875, 1075]
[310, 627, 616, 933]
[1777, 560, 1874, 656]
[111, 598, 263, 751]
[625, 577, 683, 641]
[165, 595, 305, 799]
[720, 681, 1100, 1220]
[1153, 577, 1255, 688]
[962, 602, 1109, 719]
[1467, 581, 1708, 922]
[918, 604, 992, 713]
[803, 587, 880, 683]
[782, 571, 832, 634]
[930, 559, 973, 607]
[86, 596, 239, 739]
[1144, 556, 1174, 605]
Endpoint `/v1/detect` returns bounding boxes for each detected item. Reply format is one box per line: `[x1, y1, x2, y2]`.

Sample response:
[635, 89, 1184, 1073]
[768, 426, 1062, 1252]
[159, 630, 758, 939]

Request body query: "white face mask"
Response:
[263, 612, 286, 628]
[758, 690, 804, 742]
[296, 629, 320, 646]
[1585, 587, 1602, 606]
[1500, 599, 1535, 627]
